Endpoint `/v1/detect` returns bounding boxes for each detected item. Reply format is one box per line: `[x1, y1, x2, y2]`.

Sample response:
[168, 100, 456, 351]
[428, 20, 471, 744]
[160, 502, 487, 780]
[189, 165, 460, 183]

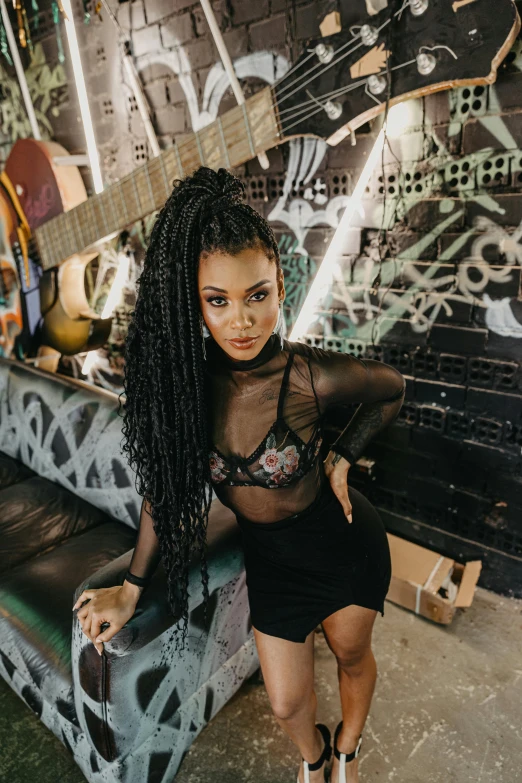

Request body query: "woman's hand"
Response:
[72, 582, 142, 656]
[323, 449, 352, 523]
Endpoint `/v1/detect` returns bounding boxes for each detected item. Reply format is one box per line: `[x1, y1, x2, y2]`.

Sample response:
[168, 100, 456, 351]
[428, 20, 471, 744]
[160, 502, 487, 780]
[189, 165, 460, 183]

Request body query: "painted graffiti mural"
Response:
[0, 16, 522, 386]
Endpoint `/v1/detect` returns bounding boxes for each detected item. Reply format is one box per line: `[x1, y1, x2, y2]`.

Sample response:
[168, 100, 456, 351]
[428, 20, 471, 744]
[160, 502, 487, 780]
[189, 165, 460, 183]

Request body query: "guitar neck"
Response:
[35, 86, 280, 271]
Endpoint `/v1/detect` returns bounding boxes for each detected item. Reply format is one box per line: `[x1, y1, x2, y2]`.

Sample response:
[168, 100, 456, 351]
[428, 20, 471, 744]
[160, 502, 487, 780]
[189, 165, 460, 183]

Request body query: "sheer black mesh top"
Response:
[127, 331, 406, 580]
[203, 332, 405, 524]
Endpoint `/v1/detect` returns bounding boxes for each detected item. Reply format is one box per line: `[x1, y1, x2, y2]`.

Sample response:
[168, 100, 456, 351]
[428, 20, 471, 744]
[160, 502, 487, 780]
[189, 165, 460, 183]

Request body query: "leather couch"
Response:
[0, 357, 259, 782]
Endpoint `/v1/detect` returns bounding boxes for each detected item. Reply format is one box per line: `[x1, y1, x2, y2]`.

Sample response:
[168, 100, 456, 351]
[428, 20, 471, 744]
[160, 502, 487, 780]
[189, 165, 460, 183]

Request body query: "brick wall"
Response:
[1, 0, 521, 596]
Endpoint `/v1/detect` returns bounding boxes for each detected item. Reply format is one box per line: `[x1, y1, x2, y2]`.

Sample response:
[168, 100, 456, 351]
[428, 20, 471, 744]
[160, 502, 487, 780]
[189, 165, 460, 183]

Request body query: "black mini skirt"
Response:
[235, 481, 392, 643]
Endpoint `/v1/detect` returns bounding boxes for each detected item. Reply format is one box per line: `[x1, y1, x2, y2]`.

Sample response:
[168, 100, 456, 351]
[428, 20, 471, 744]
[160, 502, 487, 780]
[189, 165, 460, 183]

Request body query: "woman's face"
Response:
[198, 245, 285, 360]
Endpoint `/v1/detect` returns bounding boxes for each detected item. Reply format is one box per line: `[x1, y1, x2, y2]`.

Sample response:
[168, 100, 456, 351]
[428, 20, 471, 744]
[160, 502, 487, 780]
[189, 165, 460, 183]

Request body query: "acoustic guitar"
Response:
[0, 0, 518, 359]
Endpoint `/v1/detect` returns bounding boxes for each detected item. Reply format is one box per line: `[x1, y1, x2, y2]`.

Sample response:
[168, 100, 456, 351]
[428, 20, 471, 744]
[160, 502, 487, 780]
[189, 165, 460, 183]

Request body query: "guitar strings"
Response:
[278, 56, 418, 135]
[275, 21, 391, 106]
[272, 0, 414, 108]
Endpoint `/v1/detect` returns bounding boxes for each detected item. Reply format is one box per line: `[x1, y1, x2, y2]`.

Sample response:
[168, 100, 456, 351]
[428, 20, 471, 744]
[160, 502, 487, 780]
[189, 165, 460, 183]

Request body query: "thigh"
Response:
[253, 625, 316, 710]
[321, 604, 378, 662]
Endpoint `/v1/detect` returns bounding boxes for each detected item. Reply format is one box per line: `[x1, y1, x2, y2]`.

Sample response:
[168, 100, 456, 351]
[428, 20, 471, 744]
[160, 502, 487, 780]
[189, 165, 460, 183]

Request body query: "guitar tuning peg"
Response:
[367, 74, 387, 95]
[417, 51, 436, 75]
[324, 101, 343, 120]
[409, 0, 429, 16]
[360, 25, 379, 47]
[314, 43, 334, 64]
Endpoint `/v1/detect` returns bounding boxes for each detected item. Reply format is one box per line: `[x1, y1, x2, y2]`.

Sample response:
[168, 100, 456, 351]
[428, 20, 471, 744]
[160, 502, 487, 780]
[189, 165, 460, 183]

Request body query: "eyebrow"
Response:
[201, 279, 272, 293]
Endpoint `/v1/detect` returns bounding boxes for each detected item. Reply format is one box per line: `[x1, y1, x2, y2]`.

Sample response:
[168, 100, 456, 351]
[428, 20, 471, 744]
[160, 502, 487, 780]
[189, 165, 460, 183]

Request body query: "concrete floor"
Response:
[1, 587, 521, 782]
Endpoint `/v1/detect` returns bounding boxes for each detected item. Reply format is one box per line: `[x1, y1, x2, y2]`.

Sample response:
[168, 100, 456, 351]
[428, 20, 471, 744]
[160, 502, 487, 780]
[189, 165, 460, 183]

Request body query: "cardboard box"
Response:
[386, 533, 482, 625]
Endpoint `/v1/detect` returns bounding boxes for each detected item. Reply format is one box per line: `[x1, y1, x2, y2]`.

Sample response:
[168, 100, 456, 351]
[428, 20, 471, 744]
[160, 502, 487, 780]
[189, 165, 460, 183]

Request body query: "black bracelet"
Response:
[331, 442, 356, 467]
[124, 569, 151, 588]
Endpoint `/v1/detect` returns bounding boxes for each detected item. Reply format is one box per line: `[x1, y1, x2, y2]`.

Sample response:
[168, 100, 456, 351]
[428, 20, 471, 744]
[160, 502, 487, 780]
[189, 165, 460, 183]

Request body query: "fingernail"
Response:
[95, 638, 100, 643]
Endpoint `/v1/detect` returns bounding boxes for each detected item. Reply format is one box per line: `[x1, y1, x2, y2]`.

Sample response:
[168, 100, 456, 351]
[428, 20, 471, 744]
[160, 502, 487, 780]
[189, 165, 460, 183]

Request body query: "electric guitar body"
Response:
[1, 138, 111, 357]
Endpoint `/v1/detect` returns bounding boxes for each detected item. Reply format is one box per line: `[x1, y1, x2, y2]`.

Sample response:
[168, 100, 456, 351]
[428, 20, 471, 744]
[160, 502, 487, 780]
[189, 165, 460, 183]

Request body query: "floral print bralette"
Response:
[209, 349, 323, 489]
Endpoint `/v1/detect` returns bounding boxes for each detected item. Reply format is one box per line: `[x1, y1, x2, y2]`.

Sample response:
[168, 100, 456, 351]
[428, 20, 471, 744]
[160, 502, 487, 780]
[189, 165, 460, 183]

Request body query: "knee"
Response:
[271, 688, 315, 722]
[336, 645, 373, 673]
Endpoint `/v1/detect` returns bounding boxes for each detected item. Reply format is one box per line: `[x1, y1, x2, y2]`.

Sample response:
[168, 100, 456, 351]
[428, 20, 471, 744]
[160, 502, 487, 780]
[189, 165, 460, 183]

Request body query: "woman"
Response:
[72, 166, 405, 783]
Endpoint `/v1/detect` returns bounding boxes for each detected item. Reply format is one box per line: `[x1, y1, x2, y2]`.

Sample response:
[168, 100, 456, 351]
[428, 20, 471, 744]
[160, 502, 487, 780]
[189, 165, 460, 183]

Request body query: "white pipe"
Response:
[60, 0, 104, 193]
[199, 0, 269, 170]
[121, 43, 160, 157]
[0, 0, 41, 139]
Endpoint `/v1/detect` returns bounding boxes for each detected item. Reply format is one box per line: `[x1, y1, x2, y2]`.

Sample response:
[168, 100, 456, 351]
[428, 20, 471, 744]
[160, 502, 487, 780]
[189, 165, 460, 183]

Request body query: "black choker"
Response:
[205, 332, 283, 370]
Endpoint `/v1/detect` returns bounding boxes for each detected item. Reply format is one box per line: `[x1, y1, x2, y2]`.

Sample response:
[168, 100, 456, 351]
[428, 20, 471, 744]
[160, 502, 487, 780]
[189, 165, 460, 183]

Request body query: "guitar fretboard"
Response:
[35, 86, 280, 271]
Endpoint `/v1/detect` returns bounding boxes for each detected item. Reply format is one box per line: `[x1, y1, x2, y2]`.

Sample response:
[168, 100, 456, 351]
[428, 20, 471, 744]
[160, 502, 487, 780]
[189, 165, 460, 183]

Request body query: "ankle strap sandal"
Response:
[333, 721, 362, 780]
[297, 722, 332, 783]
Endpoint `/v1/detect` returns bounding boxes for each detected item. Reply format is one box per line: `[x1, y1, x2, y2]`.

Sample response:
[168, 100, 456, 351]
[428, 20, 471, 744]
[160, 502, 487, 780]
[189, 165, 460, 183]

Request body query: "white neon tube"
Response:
[0, 0, 41, 139]
[61, 0, 104, 194]
[289, 126, 386, 341]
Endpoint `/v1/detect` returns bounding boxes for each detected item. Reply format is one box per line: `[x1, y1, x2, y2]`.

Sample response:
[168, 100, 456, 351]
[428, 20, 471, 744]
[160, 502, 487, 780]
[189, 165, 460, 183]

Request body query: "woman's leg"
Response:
[252, 625, 327, 783]
[321, 604, 379, 783]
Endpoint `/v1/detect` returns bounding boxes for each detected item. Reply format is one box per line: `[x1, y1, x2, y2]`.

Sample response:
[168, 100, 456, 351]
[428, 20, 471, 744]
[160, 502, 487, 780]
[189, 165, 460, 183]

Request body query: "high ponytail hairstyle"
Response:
[119, 166, 281, 650]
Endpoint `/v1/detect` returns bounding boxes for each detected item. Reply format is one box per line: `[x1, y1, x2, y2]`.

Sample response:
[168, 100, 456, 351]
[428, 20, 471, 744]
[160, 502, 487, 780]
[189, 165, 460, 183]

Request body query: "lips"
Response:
[228, 337, 259, 349]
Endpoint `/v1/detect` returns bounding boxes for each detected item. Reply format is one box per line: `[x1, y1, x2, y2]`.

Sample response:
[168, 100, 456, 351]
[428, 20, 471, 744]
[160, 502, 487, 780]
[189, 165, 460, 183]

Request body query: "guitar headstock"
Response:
[273, 0, 520, 146]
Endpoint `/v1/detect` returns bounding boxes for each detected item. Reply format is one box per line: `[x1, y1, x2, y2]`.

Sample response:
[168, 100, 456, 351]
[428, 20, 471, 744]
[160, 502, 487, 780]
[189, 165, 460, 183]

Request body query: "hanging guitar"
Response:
[0, 0, 519, 358]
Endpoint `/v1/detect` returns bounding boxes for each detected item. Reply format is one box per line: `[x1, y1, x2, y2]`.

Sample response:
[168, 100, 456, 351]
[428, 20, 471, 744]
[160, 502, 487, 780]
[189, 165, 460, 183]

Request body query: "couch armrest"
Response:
[72, 497, 244, 657]
[71, 498, 257, 772]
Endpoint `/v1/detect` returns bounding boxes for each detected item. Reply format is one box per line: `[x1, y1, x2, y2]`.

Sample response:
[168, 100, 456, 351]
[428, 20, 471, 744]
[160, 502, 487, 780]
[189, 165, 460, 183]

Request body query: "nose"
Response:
[229, 307, 253, 332]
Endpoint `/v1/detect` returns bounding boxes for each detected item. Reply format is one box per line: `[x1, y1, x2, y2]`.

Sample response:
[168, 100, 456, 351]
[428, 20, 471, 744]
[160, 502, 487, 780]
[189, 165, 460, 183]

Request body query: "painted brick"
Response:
[153, 104, 187, 135]
[466, 387, 522, 422]
[250, 14, 287, 49]
[460, 440, 520, 475]
[465, 194, 522, 227]
[434, 300, 473, 326]
[429, 324, 487, 355]
[222, 26, 250, 58]
[247, 146, 285, 174]
[137, 57, 177, 81]
[132, 24, 162, 58]
[193, 3, 226, 36]
[414, 378, 466, 408]
[160, 12, 194, 47]
[117, 0, 146, 31]
[407, 200, 465, 230]
[230, 0, 269, 25]
[295, 2, 321, 39]
[145, 0, 188, 24]
[424, 91, 451, 126]
[462, 113, 522, 153]
[143, 80, 169, 108]
[183, 37, 217, 70]
[439, 232, 506, 262]
[490, 71, 522, 114]
[165, 76, 188, 105]
[326, 134, 377, 168]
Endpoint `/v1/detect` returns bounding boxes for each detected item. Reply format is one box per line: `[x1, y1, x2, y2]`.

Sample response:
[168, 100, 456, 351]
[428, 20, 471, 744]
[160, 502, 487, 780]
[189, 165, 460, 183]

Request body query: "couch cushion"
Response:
[0, 452, 36, 489]
[0, 521, 137, 696]
[0, 475, 112, 572]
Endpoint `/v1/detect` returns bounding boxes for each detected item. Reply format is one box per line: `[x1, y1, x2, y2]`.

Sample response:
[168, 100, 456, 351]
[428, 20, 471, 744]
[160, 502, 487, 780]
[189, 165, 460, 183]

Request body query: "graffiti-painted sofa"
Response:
[0, 356, 259, 782]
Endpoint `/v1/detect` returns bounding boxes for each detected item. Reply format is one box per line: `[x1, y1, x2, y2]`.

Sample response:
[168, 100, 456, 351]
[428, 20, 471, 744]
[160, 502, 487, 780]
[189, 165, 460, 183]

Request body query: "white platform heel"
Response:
[333, 721, 362, 783]
[297, 722, 332, 783]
